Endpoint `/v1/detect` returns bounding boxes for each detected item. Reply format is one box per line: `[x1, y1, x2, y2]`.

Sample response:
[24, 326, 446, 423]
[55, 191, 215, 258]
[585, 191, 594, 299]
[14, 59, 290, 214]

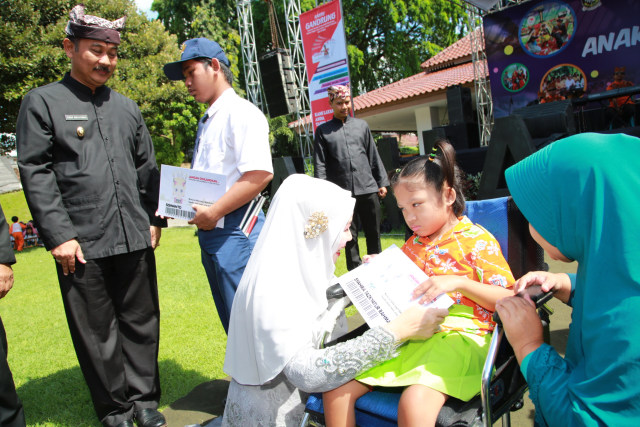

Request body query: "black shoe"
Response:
[134, 409, 167, 427]
[114, 421, 134, 427]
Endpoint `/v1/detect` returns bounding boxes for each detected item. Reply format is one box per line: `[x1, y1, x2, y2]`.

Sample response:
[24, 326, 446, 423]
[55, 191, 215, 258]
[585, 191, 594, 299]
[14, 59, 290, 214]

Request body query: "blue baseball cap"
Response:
[163, 38, 230, 81]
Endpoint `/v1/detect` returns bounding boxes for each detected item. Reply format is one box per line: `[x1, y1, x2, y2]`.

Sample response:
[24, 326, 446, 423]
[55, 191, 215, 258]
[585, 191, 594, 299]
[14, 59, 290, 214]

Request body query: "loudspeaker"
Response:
[513, 99, 575, 148]
[425, 123, 480, 151]
[447, 86, 474, 124]
[270, 156, 298, 196]
[422, 127, 447, 153]
[376, 137, 401, 171]
[446, 122, 480, 150]
[259, 49, 298, 117]
[477, 116, 536, 199]
[423, 127, 485, 175]
[456, 146, 488, 176]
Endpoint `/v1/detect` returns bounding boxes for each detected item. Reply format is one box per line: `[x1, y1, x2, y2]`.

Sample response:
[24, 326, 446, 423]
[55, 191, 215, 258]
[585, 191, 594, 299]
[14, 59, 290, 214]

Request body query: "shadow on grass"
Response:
[17, 359, 215, 426]
[17, 365, 97, 426]
[168, 378, 230, 415]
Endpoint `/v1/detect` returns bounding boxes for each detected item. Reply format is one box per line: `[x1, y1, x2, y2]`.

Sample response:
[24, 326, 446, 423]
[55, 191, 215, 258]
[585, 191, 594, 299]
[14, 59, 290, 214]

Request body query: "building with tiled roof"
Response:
[294, 29, 487, 153]
[420, 28, 483, 72]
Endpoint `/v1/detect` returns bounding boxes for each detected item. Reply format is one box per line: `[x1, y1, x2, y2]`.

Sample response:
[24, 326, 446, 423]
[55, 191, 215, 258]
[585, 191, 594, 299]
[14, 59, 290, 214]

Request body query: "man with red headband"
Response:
[16, 5, 166, 427]
[313, 85, 389, 270]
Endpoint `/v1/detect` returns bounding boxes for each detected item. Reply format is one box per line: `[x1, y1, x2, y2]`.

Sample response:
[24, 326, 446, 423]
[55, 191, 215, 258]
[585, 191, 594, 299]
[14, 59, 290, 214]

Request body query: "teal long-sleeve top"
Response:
[506, 133, 640, 426]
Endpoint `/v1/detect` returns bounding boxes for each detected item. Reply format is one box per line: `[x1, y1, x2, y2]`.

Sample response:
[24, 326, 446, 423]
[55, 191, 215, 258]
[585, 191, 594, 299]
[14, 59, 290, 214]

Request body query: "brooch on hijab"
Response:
[304, 211, 328, 239]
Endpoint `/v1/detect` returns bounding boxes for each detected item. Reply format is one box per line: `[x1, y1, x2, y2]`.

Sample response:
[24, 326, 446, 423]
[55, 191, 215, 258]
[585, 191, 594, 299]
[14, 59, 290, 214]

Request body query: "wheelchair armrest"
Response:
[481, 286, 554, 426]
[492, 285, 554, 326]
[326, 283, 346, 300]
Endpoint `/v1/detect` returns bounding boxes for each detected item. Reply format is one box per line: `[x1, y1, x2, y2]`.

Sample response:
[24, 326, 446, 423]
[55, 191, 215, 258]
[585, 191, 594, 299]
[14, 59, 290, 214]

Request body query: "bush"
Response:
[462, 172, 482, 201]
[398, 145, 419, 155]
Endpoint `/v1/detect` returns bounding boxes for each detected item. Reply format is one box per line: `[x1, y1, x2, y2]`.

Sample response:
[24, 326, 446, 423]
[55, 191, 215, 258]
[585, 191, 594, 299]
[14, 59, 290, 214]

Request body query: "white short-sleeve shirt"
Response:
[193, 88, 273, 192]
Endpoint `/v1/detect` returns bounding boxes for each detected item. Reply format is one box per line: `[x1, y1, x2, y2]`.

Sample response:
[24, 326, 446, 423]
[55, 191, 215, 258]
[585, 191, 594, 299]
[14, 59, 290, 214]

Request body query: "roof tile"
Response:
[353, 61, 483, 112]
[289, 30, 488, 127]
[420, 29, 484, 72]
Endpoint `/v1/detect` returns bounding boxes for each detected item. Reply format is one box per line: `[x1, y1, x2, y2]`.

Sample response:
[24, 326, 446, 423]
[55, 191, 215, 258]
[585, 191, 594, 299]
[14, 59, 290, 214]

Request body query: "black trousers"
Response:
[57, 248, 161, 427]
[0, 316, 25, 427]
[346, 192, 382, 271]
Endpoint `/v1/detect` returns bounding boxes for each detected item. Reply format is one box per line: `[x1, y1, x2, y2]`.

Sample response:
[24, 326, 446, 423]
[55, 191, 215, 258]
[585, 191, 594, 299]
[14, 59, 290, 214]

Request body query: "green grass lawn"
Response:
[1, 227, 222, 426]
[0, 190, 406, 426]
[0, 190, 32, 223]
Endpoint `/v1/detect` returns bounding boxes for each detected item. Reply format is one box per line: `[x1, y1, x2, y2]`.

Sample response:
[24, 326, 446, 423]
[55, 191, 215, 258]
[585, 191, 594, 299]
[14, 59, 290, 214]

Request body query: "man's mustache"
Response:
[94, 66, 111, 73]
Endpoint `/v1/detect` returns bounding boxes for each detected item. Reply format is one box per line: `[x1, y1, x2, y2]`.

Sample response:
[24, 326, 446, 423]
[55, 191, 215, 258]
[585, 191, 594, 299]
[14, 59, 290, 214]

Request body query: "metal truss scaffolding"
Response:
[284, 0, 313, 166]
[237, 0, 265, 113]
[464, 0, 529, 146]
[467, 6, 493, 147]
[237, 0, 313, 167]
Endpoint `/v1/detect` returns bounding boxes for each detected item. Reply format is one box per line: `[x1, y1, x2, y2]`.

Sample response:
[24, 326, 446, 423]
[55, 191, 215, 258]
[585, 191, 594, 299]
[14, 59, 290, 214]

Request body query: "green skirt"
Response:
[356, 322, 491, 401]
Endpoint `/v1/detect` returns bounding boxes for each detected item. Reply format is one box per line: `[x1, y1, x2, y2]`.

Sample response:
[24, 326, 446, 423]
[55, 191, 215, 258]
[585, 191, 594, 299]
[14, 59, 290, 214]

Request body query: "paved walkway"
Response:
[161, 256, 575, 427]
[163, 378, 229, 426]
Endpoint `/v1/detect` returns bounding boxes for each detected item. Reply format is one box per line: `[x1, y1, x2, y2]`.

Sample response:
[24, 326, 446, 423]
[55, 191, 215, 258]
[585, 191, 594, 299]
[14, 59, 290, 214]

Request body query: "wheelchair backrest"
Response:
[464, 196, 546, 278]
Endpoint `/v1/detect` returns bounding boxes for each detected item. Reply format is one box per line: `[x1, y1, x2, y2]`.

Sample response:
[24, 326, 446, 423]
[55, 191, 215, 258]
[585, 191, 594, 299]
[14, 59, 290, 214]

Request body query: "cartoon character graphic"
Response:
[520, 1, 575, 57]
[581, 0, 601, 11]
[172, 172, 187, 203]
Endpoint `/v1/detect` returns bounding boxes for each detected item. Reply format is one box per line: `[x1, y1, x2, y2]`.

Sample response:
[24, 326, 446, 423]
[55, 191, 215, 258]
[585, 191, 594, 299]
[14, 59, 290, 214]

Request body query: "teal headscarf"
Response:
[505, 132, 640, 426]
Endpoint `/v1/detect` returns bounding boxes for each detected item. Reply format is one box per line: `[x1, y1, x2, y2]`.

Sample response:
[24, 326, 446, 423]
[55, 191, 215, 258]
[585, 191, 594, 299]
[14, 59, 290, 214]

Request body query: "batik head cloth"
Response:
[65, 4, 126, 45]
[327, 85, 350, 103]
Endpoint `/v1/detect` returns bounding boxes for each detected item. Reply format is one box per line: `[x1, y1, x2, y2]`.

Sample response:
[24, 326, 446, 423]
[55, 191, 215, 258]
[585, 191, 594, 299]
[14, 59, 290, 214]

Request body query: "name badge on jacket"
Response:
[65, 114, 88, 138]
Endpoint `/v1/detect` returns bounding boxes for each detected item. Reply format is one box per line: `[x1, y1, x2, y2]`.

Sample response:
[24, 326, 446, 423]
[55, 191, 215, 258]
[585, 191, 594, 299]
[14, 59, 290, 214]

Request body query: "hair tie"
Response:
[395, 168, 402, 174]
[428, 147, 437, 162]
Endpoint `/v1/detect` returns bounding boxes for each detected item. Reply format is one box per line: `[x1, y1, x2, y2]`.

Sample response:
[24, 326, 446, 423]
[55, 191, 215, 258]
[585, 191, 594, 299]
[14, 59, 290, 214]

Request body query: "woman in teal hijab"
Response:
[495, 132, 640, 426]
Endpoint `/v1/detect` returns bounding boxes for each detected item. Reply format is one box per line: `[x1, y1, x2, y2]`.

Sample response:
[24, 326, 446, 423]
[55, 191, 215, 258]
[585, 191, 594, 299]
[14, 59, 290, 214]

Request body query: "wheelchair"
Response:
[300, 196, 552, 427]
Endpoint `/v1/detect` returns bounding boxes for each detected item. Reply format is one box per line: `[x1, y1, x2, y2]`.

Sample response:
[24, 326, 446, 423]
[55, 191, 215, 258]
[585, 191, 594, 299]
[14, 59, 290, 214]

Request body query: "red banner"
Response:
[299, 0, 351, 132]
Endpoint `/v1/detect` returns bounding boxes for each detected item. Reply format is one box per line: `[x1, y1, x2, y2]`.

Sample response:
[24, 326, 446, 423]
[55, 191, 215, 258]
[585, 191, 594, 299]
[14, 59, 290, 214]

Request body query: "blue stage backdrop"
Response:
[483, 0, 640, 117]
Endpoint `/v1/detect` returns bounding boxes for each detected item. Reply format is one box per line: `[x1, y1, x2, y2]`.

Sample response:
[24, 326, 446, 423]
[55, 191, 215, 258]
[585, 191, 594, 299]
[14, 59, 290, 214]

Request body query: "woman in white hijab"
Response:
[221, 174, 447, 426]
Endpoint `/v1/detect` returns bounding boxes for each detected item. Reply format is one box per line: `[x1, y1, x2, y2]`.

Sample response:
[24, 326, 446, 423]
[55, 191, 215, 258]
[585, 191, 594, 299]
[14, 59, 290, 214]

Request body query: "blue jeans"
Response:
[197, 205, 265, 334]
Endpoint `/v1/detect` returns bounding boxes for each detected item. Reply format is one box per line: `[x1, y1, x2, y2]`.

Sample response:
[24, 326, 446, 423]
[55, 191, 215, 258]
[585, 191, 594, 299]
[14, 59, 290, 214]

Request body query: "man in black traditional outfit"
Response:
[16, 5, 167, 427]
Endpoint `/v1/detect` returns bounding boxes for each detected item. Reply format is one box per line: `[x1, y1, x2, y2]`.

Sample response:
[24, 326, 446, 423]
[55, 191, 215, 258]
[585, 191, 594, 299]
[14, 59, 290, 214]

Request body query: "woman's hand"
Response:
[412, 275, 461, 304]
[362, 254, 378, 263]
[514, 271, 572, 303]
[495, 295, 544, 363]
[385, 305, 448, 341]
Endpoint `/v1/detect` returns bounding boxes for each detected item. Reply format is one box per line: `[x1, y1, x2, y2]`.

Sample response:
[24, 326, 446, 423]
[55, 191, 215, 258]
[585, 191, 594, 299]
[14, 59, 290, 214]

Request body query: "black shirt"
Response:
[16, 73, 166, 259]
[313, 116, 389, 196]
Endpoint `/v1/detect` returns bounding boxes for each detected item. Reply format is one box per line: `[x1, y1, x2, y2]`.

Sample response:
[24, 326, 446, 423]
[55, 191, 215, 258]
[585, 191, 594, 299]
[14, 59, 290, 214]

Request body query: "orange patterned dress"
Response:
[357, 216, 515, 400]
[402, 216, 514, 335]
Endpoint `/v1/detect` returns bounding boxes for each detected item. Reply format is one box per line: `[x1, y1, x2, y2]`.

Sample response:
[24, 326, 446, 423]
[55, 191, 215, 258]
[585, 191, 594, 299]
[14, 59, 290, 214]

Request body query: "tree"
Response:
[0, 133, 16, 155]
[156, 0, 467, 98]
[151, 0, 198, 44]
[251, 0, 316, 54]
[268, 115, 296, 157]
[190, 1, 244, 96]
[0, 0, 71, 134]
[0, 0, 202, 165]
[248, 0, 468, 95]
[343, 0, 469, 95]
[152, 0, 244, 95]
[152, 0, 236, 44]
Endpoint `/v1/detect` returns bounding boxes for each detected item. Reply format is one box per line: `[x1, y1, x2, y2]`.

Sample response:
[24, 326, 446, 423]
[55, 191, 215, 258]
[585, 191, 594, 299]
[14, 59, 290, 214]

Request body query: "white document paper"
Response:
[157, 165, 226, 227]
[337, 245, 454, 328]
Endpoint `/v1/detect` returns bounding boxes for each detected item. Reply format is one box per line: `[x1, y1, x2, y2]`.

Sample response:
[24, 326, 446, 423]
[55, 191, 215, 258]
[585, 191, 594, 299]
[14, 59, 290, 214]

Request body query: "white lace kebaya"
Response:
[221, 175, 403, 426]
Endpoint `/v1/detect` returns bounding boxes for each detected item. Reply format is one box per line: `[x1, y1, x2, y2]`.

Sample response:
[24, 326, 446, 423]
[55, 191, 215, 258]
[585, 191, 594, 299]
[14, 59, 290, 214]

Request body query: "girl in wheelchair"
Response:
[323, 140, 515, 426]
[221, 174, 448, 427]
